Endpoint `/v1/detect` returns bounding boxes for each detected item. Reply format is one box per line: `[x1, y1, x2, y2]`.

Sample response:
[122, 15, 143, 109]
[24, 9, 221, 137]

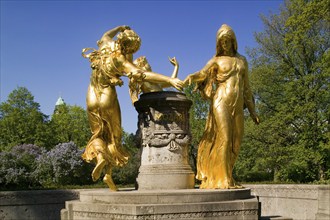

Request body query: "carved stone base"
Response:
[61, 188, 259, 220]
[134, 91, 195, 190]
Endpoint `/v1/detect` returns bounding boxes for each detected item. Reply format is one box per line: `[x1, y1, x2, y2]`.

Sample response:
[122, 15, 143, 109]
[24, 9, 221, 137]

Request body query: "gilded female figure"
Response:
[184, 24, 259, 189]
[82, 26, 183, 190]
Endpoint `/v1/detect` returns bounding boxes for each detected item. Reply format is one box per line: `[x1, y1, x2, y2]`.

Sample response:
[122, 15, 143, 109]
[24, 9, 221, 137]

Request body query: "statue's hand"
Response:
[183, 75, 193, 86]
[120, 25, 131, 32]
[169, 57, 178, 66]
[169, 78, 184, 91]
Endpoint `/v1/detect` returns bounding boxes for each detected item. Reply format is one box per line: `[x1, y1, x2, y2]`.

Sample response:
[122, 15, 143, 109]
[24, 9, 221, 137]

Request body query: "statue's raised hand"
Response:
[120, 25, 131, 32]
[169, 57, 178, 67]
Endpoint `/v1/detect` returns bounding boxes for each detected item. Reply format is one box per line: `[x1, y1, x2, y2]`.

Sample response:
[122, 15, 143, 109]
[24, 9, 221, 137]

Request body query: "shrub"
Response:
[112, 152, 140, 185]
[0, 144, 44, 189]
[35, 142, 93, 187]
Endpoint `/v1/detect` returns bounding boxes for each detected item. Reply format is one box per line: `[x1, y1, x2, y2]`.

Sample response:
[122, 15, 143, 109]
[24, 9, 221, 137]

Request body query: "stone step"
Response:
[260, 216, 293, 220]
[79, 188, 253, 204]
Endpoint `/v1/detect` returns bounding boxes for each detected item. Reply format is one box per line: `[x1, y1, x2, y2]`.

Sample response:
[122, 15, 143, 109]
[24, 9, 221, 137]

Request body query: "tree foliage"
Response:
[184, 83, 208, 171]
[0, 87, 51, 150]
[236, 0, 330, 182]
[50, 104, 90, 148]
[112, 130, 140, 185]
[0, 87, 91, 151]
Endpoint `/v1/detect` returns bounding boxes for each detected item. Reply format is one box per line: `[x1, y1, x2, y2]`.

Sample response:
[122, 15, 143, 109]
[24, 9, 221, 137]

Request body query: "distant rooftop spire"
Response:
[55, 96, 65, 106]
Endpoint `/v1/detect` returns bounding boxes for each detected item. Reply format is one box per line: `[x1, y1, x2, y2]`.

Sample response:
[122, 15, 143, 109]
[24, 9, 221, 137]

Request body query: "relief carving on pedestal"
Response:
[136, 108, 191, 152]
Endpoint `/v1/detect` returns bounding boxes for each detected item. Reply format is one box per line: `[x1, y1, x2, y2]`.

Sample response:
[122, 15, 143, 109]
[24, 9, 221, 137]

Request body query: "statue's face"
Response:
[220, 36, 232, 53]
[134, 57, 151, 71]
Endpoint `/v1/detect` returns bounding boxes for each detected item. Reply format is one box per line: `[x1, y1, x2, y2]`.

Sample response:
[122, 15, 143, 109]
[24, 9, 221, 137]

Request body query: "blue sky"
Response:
[1, 0, 283, 133]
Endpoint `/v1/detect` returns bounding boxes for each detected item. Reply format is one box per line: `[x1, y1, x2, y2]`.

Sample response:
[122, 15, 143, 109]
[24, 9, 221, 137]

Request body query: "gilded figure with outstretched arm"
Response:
[82, 25, 183, 190]
[129, 56, 179, 104]
[184, 24, 259, 189]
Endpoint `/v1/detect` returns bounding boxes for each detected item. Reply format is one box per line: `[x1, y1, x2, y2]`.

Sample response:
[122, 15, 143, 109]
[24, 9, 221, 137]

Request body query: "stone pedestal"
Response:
[134, 91, 195, 190]
[61, 188, 259, 220]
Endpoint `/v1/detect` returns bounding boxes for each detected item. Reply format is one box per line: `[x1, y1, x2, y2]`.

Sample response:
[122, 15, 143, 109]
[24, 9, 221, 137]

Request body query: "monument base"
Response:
[61, 188, 258, 220]
[137, 164, 195, 190]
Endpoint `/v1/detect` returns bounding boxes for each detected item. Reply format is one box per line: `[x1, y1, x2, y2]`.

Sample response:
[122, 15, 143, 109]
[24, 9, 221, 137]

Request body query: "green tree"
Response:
[0, 87, 50, 150]
[237, 0, 330, 182]
[184, 83, 209, 171]
[50, 104, 90, 148]
[112, 130, 140, 185]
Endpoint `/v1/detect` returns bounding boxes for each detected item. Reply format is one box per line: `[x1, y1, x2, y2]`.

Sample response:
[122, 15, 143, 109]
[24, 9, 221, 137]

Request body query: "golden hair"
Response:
[117, 30, 141, 54]
[133, 56, 152, 71]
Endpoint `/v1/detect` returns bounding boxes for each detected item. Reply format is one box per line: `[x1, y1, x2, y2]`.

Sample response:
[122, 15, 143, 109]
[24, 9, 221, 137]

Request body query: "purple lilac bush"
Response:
[0, 142, 93, 190]
[35, 142, 93, 187]
[0, 144, 44, 189]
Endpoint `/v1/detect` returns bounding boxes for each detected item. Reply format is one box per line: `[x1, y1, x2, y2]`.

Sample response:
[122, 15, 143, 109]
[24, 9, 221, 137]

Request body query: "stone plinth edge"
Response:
[61, 188, 259, 220]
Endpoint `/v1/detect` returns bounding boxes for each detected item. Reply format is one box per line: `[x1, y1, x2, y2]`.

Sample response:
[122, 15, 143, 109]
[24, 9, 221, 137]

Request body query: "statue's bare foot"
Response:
[92, 159, 106, 182]
[103, 174, 118, 191]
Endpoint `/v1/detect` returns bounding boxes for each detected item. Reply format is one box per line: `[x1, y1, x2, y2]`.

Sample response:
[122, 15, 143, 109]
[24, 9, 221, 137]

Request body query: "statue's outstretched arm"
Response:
[183, 58, 215, 86]
[122, 57, 183, 91]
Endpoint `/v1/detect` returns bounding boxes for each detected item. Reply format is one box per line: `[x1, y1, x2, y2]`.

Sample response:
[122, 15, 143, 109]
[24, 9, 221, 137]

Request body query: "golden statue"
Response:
[184, 24, 260, 189]
[129, 56, 179, 104]
[82, 25, 183, 190]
